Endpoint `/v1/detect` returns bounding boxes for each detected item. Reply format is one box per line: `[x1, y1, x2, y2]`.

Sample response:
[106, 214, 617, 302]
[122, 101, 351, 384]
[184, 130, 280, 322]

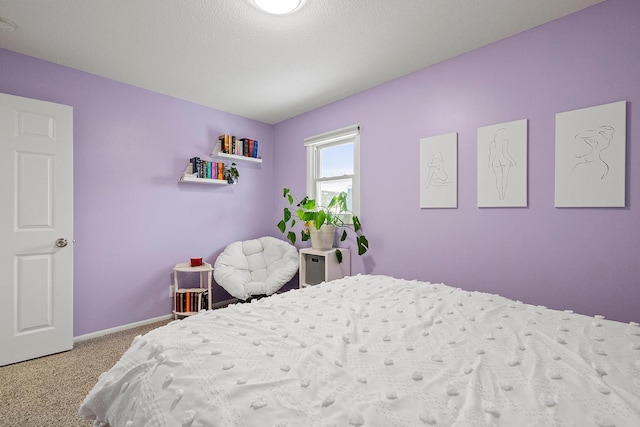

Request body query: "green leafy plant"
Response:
[225, 162, 239, 184]
[277, 188, 369, 262]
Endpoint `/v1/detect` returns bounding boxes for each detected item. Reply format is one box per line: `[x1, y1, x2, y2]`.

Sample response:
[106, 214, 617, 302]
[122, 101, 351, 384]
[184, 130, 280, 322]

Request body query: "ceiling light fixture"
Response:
[251, 0, 303, 15]
[0, 17, 17, 32]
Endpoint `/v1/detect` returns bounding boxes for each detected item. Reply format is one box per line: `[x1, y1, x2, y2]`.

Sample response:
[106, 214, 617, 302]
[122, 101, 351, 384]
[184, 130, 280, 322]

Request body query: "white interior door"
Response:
[0, 93, 73, 366]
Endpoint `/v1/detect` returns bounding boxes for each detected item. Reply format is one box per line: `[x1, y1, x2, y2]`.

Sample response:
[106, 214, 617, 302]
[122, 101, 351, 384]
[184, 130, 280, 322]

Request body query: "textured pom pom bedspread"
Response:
[80, 275, 640, 426]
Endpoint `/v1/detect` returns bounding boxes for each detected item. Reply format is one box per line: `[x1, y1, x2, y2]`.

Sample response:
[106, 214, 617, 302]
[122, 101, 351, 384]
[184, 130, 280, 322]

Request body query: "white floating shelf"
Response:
[179, 166, 228, 185]
[179, 175, 228, 185]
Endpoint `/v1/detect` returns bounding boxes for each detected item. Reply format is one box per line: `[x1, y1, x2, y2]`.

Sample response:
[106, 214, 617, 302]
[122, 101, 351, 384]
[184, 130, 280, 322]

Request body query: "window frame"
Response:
[305, 124, 361, 220]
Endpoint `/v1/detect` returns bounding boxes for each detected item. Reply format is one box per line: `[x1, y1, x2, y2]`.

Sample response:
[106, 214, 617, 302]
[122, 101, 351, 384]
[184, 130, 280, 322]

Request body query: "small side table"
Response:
[299, 248, 350, 288]
[173, 262, 213, 319]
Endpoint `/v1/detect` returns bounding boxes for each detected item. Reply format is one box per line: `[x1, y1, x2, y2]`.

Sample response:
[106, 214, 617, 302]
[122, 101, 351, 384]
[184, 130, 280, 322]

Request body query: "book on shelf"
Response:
[218, 134, 229, 154]
[175, 288, 209, 313]
[189, 157, 200, 176]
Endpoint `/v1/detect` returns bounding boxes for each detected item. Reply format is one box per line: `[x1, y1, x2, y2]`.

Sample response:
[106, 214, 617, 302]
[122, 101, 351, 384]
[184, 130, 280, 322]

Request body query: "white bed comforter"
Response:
[79, 275, 640, 426]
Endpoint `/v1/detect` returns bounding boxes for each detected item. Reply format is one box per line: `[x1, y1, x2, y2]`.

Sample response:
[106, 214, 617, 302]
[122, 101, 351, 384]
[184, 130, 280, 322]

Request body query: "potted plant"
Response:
[225, 162, 239, 184]
[276, 188, 369, 263]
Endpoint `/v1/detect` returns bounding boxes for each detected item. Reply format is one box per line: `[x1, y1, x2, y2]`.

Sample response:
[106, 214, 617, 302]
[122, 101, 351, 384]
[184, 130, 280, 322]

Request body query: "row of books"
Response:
[175, 289, 209, 313]
[219, 134, 259, 158]
[189, 157, 226, 180]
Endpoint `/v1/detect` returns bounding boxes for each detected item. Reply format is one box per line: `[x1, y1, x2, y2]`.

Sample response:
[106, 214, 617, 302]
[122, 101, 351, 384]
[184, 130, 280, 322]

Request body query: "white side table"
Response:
[173, 262, 213, 319]
[299, 248, 350, 288]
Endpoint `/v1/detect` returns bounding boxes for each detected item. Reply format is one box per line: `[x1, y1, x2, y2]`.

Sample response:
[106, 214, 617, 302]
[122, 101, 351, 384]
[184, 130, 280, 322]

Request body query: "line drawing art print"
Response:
[555, 101, 626, 207]
[425, 151, 449, 189]
[420, 133, 457, 208]
[571, 126, 614, 179]
[477, 119, 528, 207]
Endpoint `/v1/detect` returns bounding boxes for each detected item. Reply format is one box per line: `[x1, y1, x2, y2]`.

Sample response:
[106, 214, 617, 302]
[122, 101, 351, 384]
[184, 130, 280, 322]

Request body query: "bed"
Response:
[79, 274, 640, 426]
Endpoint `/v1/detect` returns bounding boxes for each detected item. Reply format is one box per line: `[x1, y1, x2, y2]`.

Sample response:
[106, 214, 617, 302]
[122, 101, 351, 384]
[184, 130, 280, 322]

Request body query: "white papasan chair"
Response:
[213, 236, 299, 301]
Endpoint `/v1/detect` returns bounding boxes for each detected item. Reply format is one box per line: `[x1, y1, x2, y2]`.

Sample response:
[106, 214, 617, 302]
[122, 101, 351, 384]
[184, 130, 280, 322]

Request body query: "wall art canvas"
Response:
[555, 101, 626, 207]
[420, 132, 457, 208]
[477, 119, 528, 207]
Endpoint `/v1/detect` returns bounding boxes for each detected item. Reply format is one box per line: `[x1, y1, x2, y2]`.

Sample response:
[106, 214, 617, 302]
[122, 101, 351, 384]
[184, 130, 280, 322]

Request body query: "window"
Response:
[305, 124, 360, 220]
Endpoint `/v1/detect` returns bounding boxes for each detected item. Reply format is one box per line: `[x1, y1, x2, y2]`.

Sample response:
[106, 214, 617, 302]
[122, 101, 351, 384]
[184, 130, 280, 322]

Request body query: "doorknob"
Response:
[55, 238, 68, 248]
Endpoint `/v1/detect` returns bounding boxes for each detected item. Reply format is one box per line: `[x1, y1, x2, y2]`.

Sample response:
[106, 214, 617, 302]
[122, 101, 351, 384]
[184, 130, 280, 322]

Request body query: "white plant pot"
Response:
[309, 225, 336, 251]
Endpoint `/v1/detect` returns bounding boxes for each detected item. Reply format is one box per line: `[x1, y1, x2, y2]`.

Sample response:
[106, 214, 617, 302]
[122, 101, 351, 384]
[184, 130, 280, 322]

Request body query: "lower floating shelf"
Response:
[179, 174, 228, 185]
[179, 165, 228, 185]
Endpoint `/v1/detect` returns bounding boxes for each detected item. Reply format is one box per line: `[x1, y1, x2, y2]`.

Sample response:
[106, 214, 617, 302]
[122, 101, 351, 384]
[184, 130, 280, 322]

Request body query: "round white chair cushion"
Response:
[213, 236, 298, 300]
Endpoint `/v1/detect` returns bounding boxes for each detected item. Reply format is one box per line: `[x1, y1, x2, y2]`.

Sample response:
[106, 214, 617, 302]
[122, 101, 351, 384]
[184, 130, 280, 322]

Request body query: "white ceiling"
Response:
[0, 0, 602, 124]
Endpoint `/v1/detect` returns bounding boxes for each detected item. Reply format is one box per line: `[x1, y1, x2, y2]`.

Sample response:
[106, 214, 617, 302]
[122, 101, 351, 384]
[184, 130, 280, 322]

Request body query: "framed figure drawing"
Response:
[420, 133, 457, 208]
[477, 119, 528, 207]
[555, 101, 626, 207]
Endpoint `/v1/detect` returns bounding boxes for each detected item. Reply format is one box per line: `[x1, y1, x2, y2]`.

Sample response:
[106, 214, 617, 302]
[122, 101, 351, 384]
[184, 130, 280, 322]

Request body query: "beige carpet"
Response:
[0, 320, 170, 427]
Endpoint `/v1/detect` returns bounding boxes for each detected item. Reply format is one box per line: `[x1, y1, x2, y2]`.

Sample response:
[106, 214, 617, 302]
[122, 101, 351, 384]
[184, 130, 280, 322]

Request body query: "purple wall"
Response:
[1, 50, 276, 336]
[1, 0, 637, 336]
[273, 0, 640, 323]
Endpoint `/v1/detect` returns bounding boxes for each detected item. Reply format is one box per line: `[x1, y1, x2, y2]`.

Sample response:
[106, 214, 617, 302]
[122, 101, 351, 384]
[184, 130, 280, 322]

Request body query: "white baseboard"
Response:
[73, 314, 174, 343]
[73, 299, 238, 343]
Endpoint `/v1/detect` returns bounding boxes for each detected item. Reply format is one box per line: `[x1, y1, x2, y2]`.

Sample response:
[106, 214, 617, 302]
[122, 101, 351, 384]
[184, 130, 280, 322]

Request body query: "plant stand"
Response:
[298, 248, 350, 288]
